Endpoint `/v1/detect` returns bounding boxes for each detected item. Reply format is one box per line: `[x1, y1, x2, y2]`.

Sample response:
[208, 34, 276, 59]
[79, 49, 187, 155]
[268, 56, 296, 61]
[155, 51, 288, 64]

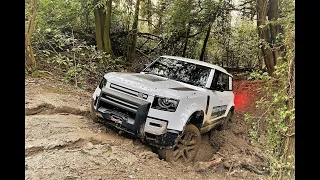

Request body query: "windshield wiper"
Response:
[144, 72, 166, 78]
[143, 71, 156, 75]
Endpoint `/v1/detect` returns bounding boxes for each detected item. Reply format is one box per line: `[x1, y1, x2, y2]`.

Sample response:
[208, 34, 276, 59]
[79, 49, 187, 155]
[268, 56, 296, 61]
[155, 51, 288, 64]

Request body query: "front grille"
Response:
[96, 88, 151, 134]
[99, 92, 139, 119]
[99, 98, 136, 120]
[110, 83, 148, 100]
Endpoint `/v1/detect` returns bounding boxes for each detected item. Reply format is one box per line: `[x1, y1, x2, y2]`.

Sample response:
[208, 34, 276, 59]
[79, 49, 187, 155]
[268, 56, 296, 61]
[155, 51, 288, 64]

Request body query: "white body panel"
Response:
[92, 56, 234, 135]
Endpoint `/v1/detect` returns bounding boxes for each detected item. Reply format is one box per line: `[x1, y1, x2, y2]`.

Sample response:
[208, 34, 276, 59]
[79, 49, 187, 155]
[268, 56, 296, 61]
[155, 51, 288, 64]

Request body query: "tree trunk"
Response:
[93, 0, 113, 55]
[25, 0, 38, 73]
[128, 0, 141, 61]
[199, 23, 212, 61]
[94, 5, 103, 51]
[147, 0, 152, 32]
[256, 0, 275, 76]
[182, 24, 191, 57]
[103, 0, 113, 55]
[155, 0, 165, 34]
[268, 0, 280, 66]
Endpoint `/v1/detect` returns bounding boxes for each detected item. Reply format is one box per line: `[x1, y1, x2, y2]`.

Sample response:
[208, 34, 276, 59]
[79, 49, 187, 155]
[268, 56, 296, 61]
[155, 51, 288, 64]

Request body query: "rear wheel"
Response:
[158, 124, 201, 163]
[217, 111, 233, 131]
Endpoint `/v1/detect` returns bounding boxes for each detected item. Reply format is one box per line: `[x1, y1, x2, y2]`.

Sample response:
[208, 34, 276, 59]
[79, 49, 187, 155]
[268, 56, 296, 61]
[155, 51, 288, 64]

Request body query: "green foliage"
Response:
[248, 70, 270, 81]
[31, 70, 41, 78]
[37, 0, 94, 31]
[33, 29, 124, 88]
[244, 113, 259, 143]
[247, 0, 295, 171]
[230, 20, 261, 68]
[247, 60, 295, 176]
[207, 19, 261, 68]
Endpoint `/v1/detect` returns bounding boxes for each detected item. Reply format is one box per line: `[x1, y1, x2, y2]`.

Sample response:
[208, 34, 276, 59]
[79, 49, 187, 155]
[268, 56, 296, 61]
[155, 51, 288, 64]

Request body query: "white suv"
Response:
[90, 55, 235, 163]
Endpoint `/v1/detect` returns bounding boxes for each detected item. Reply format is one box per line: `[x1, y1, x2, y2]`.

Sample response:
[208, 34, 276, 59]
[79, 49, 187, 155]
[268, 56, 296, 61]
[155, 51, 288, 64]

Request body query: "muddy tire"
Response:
[158, 124, 201, 163]
[90, 99, 99, 123]
[217, 111, 232, 131]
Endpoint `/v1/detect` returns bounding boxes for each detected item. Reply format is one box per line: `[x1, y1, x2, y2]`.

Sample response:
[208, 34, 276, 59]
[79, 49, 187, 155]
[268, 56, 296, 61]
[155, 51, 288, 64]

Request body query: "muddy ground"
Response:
[25, 77, 269, 180]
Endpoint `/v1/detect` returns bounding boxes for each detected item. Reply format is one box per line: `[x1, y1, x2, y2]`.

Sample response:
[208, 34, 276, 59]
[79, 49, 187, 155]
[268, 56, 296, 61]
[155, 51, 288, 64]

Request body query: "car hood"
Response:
[104, 72, 206, 98]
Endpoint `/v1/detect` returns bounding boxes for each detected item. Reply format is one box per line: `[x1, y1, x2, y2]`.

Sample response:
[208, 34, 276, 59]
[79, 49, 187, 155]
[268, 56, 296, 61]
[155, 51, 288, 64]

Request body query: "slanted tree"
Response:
[25, 0, 38, 73]
[199, 23, 212, 61]
[182, 23, 191, 57]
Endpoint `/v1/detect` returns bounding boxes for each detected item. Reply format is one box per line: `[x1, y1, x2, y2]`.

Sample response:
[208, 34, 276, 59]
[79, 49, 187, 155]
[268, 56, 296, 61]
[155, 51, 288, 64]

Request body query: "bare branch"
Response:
[138, 19, 162, 32]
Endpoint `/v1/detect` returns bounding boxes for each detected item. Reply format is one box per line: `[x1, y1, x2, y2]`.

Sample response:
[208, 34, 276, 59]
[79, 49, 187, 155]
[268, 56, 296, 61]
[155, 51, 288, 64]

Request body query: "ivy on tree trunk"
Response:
[256, 0, 281, 76]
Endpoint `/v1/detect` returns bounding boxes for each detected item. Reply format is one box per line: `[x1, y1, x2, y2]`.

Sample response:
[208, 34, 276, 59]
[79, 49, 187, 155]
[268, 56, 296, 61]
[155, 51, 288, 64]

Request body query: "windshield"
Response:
[142, 57, 211, 88]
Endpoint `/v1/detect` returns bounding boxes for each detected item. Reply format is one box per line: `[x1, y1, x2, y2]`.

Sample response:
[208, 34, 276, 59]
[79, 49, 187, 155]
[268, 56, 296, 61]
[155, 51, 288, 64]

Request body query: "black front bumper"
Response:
[144, 130, 180, 148]
[94, 88, 150, 135]
[93, 88, 181, 148]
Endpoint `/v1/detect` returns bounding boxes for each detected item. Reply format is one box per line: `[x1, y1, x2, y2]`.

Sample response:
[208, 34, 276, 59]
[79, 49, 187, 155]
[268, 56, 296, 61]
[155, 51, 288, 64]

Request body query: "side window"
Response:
[211, 70, 231, 91]
[221, 73, 229, 90]
[210, 70, 222, 90]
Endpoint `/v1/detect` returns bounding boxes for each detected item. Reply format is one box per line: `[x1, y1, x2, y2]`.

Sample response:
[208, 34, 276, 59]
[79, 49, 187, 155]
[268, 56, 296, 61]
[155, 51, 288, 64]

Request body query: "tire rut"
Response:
[25, 103, 90, 117]
[25, 137, 102, 157]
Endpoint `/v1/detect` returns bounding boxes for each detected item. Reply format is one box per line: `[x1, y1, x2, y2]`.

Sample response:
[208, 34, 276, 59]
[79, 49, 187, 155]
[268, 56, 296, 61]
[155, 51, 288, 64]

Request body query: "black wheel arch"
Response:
[186, 110, 204, 130]
[229, 106, 235, 116]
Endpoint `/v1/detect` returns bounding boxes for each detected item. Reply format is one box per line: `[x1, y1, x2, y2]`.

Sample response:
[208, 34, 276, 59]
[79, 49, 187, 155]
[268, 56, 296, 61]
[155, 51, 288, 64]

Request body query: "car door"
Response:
[206, 69, 228, 124]
[220, 72, 233, 116]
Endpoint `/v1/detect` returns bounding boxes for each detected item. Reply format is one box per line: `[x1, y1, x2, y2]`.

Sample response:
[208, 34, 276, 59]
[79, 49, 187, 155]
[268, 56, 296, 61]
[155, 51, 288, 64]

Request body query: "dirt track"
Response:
[25, 77, 268, 180]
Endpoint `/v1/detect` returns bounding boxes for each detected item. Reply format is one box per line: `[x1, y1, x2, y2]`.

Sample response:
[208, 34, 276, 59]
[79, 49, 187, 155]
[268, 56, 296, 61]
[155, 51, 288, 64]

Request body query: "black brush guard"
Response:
[95, 88, 150, 135]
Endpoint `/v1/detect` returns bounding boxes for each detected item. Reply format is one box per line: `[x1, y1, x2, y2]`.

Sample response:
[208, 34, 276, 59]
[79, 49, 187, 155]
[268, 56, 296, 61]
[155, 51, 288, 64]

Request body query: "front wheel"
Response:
[158, 124, 201, 163]
[90, 99, 99, 123]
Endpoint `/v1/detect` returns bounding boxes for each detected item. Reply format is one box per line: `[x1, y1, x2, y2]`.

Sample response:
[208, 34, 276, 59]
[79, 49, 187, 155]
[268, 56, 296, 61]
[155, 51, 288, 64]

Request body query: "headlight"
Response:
[152, 96, 179, 112]
[99, 77, 107, 89]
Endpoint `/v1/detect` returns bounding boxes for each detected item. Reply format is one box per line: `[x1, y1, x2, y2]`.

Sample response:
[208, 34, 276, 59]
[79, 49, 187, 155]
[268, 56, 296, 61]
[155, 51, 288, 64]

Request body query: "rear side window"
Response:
[211, 70, 232, 91]
[222, 73, 232, 91]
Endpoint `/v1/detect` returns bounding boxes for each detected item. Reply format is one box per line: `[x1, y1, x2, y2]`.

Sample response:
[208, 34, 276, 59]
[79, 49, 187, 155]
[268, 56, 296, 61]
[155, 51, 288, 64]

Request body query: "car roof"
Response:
[160, 55, 233, 77]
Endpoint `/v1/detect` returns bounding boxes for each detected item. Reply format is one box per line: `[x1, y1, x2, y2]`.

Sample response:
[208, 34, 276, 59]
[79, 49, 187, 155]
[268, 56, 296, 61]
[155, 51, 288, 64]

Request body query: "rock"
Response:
[139, 151, 157, 159]
[194, 158, 222, 172]
[93, 176, 102, 180]
[186, 165, 194, 171]
[59, 113, 69, 115]
[223, 161, 232, 168]
[194, 162, 211, 172]
[85, 142, 94, 150]
[128, 175, 135, 179]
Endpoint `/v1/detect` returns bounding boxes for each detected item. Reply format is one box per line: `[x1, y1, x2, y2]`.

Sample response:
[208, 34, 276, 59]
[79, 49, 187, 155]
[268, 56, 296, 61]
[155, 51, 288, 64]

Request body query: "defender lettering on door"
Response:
[211, 105, 227, 118]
